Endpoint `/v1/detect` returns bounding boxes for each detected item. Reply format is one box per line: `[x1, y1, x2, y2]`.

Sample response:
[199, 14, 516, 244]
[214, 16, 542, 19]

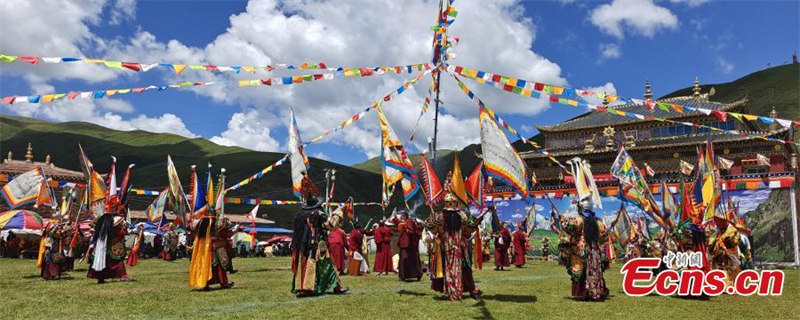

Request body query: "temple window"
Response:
[698, 120, 736, 133]
[653, 125, 692, 138]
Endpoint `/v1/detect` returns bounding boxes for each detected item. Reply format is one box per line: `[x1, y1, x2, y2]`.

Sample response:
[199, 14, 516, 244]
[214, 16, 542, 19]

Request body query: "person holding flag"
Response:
[86, 157, 132, 284]
[290, 174, 348, 297]
[188, 166, 234, 290]
[422, 173, 487, 301]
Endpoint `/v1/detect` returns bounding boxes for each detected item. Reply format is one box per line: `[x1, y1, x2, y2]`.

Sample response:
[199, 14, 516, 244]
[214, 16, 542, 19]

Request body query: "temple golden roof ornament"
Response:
[6, 151, 12, 162]
[692, 76, 701, 98]
[769, 106, 779, 131]
[45, 154, 51, 165]
[644, 80, 653, 100]
[603, 126, 616, 150]
[25, 143, 33, 163]
[602, 92, 610, 106]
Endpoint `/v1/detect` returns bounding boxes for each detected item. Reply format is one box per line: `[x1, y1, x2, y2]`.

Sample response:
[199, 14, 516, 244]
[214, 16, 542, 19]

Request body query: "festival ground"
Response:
[1, 257, 796, 319]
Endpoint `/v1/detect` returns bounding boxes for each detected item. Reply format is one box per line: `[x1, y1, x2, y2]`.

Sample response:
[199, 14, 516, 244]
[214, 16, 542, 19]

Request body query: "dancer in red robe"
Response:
[39, 222, 71, 280]
[328, 226, 348, 274]
[493, 223, 511, 270]
[512, 221, 528, 268]
[373, 220, 394, 275]
[347, 221, 370, 276]
[394, 211, 422, 281]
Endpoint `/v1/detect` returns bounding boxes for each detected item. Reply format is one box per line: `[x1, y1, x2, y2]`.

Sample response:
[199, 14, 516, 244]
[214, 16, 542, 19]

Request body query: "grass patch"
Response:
[1, 256, 797, 319]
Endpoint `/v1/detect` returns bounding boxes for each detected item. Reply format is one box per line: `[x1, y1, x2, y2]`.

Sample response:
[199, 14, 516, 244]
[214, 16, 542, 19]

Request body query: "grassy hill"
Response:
[662, 64, 799, 122]
[0, 114, 384, 227]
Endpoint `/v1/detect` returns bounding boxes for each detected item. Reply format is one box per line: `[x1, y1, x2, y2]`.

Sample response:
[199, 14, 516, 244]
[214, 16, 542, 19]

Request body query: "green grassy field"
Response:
[1, 257, 797, 319]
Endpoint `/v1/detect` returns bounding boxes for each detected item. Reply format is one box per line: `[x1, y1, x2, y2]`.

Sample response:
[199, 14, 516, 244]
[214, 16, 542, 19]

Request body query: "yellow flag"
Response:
[450, 153, 469, 204]
[89, 171, 106, 203]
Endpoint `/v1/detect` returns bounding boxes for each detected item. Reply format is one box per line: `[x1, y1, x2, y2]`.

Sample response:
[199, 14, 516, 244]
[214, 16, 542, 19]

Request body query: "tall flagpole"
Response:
[432, 70, 441, 166]
[430, 0, 444, 167]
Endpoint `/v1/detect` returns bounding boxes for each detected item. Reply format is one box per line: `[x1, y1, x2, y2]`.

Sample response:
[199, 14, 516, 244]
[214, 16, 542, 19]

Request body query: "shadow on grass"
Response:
[562, 295, 613, 302]
[480, 294, 537, 303]
[473, 300, 494, 320]
[241, 268, 290, 273]
[397, 289, 428, 297]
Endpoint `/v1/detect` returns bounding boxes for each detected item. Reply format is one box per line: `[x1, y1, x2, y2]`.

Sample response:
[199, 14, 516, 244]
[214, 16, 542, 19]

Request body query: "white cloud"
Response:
[589, 0, 679, 39]
[108, 0, 137, 25]
[126, 113, 196, 137]
[210, 109, 281, 152]
[579, 82, 618, 107]
[599, 43, 621, 60]
[0, 0, 117, 85]
[98, 99, 135, 113]
[104, 0, 566, 156]
[3, 0, 569, 158]
[520, 124, 534, 134]
[733, 189, 771, 213]
[670, 0, 711, 7]
[715, 57, 734, 74]
[311, 152, 330, 161]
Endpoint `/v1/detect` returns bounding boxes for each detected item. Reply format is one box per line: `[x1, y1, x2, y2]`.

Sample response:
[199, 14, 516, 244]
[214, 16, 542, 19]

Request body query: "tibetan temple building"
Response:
[489, 79, 797, 197]
[486, 78, 799, 264]
[0, 143, 84, 213]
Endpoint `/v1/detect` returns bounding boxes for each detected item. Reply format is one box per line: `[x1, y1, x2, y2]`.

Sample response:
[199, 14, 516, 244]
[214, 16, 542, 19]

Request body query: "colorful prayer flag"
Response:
[288, 110, 310, 199]
[478, 106, 528, 199]
[378, 107, 419, 202]
[419, 154, 444, 206]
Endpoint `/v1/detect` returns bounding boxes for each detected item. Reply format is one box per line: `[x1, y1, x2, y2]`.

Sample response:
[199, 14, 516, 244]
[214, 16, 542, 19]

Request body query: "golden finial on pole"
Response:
[692, 76, 701, 98]
[644, 80, 653, 100]
[25, 143, 33, 163]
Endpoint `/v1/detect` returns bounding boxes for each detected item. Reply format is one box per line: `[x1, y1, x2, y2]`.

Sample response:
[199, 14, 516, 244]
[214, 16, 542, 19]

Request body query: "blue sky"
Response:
[1, 0, 798, 166]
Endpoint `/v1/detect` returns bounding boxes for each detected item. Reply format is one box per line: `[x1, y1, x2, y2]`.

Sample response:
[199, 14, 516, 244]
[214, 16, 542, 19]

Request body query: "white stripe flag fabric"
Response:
[718, 157, 734, 170]
[248, 205, 260, 224]
[679, 160, 695, 176]
[756, 154, 771, 167]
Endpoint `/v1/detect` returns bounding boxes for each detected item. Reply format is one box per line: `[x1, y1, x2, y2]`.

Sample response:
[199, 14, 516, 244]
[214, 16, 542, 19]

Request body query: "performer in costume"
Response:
[162, 224, 178, 261]
[394, 211, 422, 281]
[189, 216, 233, 290]
[710, 217, 743, 288]
[511, 220, 528, 268]
[493, 222, 511, 270]
[541, 237, 551, 261]
[291, 176, 348, 297]
[189, 169, 234, 290]
[39, 222, 72, 280]
[87, 199, 131, 284]
[559, 196, 609, 301]
[209, 218, 236, 289]
[327, 214, 348, 275]
[373, 220, 394, 275]
[423, 189, 485, 301]
[347, 221, 370, 276]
